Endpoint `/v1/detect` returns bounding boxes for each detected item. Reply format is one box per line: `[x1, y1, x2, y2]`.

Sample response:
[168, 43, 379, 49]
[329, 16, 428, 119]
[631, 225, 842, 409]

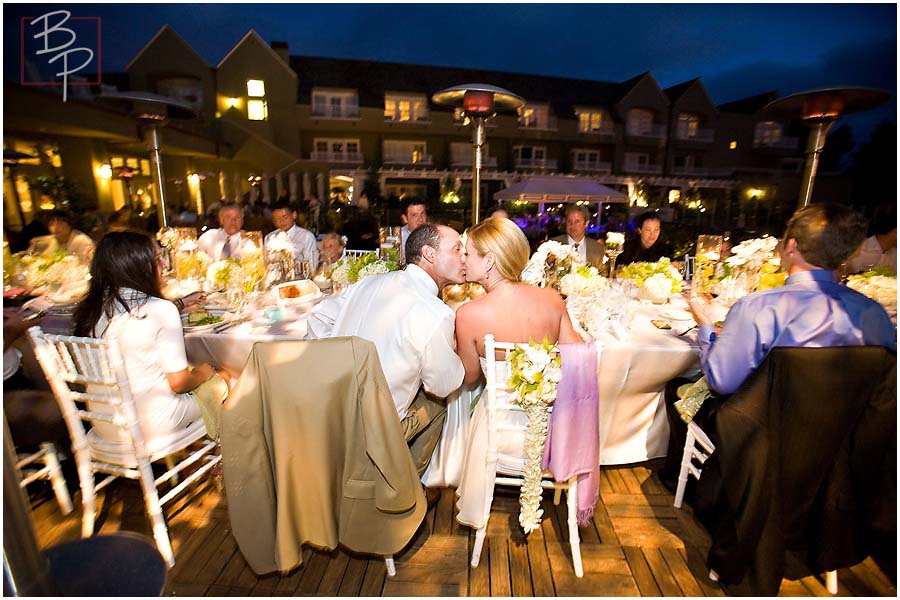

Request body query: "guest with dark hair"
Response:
[264, 199, 318, 266]
[618, 211, 673, 265]
[399, 198, 427, 263]
[72, 231, 228, 447]
[107, 206, 138, 233]
[845, 212, 896, 274]
[28, 209, 95, 263]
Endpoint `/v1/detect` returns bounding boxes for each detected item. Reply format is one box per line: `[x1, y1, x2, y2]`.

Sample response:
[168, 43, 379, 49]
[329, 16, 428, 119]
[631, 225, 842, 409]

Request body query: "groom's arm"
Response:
[305, 293, 345, 339]
[420, 312, 464, 398]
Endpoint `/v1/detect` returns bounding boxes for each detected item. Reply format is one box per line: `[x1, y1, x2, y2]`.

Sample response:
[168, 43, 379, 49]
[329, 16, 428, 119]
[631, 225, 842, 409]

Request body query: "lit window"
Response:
[729, 141, 737, 150]
[576, 109, 607, 133]
[384, 94, 429, 122]
[668, 190, 681, 204]
[246, 79, 265, 97]
[248, 99, 268, 121]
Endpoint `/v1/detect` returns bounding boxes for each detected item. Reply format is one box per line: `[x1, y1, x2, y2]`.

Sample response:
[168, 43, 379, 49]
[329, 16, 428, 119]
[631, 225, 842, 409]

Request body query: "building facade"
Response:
[4, 26, 820, 234]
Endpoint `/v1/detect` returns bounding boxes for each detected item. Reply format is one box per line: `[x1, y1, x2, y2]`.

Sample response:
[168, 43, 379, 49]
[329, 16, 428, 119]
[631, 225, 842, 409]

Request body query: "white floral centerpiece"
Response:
[566, 285, 635, 341]
[605, 231, 625, 249]
[619, 258, 683, 303]
[206, 259, 246, 291]
[12, 249, 90, 297]
[331, 252, 400, 287]
[558, 265, 608, 298]
[521, 240, 585, 292]
[506, 338, 562, 534]
[847, 267, 897, 316]
[714, 236, 785, 302]
[173, 239, 212, 282]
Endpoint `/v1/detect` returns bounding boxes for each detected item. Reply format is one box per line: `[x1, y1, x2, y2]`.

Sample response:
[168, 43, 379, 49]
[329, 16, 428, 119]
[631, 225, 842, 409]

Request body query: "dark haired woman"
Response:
[73, 231, 226, 446]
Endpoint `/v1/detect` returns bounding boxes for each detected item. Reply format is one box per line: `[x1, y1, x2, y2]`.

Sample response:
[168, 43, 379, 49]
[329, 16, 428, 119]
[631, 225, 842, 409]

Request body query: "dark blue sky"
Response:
[5, 3, 897, 143]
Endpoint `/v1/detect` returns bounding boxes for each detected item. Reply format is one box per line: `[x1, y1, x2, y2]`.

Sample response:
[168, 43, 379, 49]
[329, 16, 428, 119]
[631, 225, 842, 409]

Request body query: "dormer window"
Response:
[754, 121, 783, 145]
[626, 108, 654, 135]
[576, 108, 611, 133]
[518, 104, 551, 129]
[312, 88, 359, 119]
[246, 79, 267, 121]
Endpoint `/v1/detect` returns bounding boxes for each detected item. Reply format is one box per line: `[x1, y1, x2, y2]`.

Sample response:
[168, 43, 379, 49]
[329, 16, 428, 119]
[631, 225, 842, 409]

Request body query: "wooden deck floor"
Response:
[29, 460, 896, 597]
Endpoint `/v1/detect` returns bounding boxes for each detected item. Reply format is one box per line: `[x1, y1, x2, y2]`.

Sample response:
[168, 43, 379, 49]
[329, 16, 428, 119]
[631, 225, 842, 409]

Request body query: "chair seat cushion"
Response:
[87, 420, 208, 467]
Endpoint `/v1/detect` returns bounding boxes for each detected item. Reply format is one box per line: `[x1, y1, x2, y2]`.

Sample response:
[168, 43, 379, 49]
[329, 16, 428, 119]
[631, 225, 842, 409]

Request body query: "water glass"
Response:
[692, 235, 723, 297]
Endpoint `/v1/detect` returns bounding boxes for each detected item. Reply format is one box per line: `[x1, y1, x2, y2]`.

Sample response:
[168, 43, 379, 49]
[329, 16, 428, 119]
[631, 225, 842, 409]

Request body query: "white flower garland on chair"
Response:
[506, 339, 562, 534]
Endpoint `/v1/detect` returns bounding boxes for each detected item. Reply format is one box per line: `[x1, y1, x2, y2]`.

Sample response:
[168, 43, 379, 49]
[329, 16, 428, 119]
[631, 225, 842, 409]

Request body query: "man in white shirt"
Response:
[845, 225, 896, 275]
[307, 223, 466, 480]
[398, 198, 427, 264]
[197, 204, 246, 260]
[551, 205, 605, 269]
[264, 199, 319, 270]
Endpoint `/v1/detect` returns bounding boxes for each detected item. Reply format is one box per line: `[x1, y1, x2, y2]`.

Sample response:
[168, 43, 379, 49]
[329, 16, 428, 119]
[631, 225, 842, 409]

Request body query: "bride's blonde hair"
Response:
[466, 217, 530, 282]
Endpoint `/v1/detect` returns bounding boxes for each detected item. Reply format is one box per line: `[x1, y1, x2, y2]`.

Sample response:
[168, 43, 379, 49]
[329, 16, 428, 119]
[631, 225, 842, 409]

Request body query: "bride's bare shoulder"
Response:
[518, 284, 565, 307]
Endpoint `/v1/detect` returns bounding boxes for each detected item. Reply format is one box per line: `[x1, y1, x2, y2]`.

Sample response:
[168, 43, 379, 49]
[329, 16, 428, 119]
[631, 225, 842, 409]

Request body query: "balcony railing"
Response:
[625, 123, 667, 139]
[450, 156, 497, 168]
[572, 160, 612, 173]
[670, 165, 709, 176]
[753, 136, 799, 150]
[310, 107, 360, 119]
[384, 114, 431, 124]
[383, 154, 433, 166]
[310, 151, 364, 164]
[623, 160, 662, 174]
[514, 158, 557, 169]
[578, 123, 616, 136]
[675, 126, 715, 142]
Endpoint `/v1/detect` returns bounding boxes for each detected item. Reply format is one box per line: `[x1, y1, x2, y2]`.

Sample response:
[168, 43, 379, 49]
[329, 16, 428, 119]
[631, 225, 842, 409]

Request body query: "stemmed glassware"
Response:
[691, 235, 724, 298]
[604, 232, 625, 278]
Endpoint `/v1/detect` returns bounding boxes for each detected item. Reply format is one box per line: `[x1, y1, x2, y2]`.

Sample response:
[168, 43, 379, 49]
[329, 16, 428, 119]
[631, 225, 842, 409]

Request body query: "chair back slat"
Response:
[343, 249, 378, 259]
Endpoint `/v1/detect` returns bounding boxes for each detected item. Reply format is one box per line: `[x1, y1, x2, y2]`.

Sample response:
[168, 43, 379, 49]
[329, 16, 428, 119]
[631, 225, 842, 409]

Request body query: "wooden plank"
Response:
[598, 468, 615, 495]
[337, 556, 368, 596]
[296, 549, 331, 594]
[617, 468, 645, 495]
[194, 528, 240, 585]
[167, 521, 221, 583]
[797, 574, 834, 597]
[468, 534, 491, 597]
[660, 546, 705, 596]
[604, 492, 675, 507]
[381, 581, 465, 596]
[603, 468, 629, 494]
[508, 539, 533, 596]
[166, 583, 210, 596]
[549, 544, 639, 597]
[316, 549, 350, 596]
[359, 559, 387, 597]
[851, 558, 897, 596]
[525, 527, 554, 597]
[273, 547, 313, 595]
[590, 498, 620, 546]
[681, 546, 725, 597]
[835, 565, 880, 597]
[489, 537, 511, 597]
[779, 578, 813, 596]
[433, 487, 454, 536]
[623, 546, 661, 596]
[642, 547, 683, 596]
[249, 572, 281, 596]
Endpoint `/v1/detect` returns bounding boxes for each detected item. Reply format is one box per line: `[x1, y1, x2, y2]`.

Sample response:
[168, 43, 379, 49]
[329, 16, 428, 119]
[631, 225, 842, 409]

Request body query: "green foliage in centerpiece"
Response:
[331, 252, 399, 286]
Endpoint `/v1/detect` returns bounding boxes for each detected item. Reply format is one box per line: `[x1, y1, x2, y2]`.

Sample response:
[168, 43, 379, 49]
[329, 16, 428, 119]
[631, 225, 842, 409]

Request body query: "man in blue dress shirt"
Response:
[659, 203, 895, 492]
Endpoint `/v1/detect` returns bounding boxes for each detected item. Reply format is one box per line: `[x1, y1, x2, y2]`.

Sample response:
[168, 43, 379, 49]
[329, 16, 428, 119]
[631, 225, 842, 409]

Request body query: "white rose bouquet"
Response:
[521, 240, 585, 291]
[714, 236, 785, 301]
[331, 252, 399, 287]
[507, 338, 562, 534]
[619, 258, 683, 302]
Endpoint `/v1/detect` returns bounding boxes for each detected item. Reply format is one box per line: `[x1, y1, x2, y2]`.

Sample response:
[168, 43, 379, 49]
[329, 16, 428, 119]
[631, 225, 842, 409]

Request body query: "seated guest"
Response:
[319, 232, 345, 269]
[399, 198, 428, 264]
[341, 195, 380, 251]
[72, 232, 228, 447]
[107, 206, 138, 233]
[264, 199, 319, 267]
[490, 206, 510, 220]
[658, 203, 896, 493]
[28, 209, 95, 264]
[197, 204, 247, 260]
[307, 224, 466, 496]
[551, 205, 605, 269]
[618, 211, 673, 265]
[845, 221, 896, 275]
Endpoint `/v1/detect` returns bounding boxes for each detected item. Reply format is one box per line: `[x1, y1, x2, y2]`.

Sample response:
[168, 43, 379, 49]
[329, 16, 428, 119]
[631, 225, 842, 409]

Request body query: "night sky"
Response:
[5, 2, 897, 144]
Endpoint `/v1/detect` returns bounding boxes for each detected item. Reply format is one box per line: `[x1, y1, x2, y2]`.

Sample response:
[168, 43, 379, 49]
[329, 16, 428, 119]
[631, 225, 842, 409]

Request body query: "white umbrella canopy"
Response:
[494, 176, 627, 204]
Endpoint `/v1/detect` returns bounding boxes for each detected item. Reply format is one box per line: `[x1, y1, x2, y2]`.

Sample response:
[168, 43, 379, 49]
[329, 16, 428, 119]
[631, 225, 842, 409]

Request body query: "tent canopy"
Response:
[494, 176, 628, 204]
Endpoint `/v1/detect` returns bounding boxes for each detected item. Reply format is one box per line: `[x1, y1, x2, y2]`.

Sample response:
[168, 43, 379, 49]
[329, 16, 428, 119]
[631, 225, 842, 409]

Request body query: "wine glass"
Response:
[605, 245, 623, 278]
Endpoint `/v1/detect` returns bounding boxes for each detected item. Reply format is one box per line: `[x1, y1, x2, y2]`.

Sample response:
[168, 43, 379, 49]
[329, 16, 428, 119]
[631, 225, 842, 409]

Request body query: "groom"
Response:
[307, 224, 467, 488]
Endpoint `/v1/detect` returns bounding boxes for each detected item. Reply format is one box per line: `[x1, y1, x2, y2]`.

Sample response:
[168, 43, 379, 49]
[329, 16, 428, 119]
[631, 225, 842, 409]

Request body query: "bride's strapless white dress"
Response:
[455, 357, 531, 529]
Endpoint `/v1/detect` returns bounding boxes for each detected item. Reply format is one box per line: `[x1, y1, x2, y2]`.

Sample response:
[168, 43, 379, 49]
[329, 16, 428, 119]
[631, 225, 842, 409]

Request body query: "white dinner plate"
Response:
[182, 309, 230, 333]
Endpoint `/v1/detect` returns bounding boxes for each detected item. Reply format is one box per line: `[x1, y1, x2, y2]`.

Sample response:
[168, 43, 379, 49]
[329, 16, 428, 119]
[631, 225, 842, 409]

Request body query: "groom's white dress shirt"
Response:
[197, 228, 248, 260]
[306, 264, 464, 419]
[264, 224, 319, 266]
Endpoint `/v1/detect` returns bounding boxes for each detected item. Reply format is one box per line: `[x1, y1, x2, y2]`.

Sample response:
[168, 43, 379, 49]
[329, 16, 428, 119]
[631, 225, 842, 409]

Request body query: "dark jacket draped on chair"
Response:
[221, 337, 426, 575]
[693, 346, 896, 596]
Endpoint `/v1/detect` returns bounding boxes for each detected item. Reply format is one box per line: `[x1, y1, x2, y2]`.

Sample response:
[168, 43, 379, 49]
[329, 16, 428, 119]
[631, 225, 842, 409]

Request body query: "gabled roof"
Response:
[612, 71, 669, 108]
[288, 55, 628, 119]
[718, 91, 778, 115]
[125, 25, 206, 71]
[664, 78, 699, 102]
[217, 30, 296, 78]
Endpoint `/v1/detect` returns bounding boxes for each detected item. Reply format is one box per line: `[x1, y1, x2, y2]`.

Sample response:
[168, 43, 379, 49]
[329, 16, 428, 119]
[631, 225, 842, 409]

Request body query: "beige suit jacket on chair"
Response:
[221, 337, 426, 575]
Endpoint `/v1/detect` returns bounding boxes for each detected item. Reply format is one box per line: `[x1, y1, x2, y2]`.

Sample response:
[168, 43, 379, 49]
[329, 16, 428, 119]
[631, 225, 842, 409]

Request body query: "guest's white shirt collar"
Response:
[404, 262, 438, 297]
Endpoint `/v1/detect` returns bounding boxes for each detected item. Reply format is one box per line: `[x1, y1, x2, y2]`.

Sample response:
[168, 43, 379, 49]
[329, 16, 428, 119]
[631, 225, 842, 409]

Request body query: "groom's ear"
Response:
[422, 244, 436, 263]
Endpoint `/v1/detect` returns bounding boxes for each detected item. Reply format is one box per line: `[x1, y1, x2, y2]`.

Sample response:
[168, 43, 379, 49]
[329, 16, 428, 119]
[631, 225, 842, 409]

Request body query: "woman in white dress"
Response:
[72, 231, 227, 449]
[454, 217, 581, 528]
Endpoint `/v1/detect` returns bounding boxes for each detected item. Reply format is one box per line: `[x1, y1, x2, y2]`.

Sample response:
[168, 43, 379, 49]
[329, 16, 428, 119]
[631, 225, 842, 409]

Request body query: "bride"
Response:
[454, 217, 582, 527]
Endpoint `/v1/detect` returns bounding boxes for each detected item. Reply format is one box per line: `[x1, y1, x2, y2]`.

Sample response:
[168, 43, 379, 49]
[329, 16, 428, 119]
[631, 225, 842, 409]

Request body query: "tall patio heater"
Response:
[763, 87, 890, 209]
[97, 92, 197, 228]
[433, 84, 524, 226]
